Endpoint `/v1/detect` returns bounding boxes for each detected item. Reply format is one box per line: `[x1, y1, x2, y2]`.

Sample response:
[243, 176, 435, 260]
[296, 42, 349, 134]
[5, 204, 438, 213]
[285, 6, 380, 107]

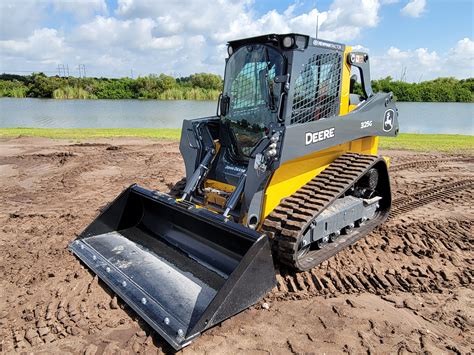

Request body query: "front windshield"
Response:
[222, 44, 284, 159]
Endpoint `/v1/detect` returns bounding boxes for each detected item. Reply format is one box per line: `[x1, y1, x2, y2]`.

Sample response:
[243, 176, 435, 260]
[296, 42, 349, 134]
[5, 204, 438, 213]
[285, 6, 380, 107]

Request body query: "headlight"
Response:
[227, 45, 233, 56]
[282, 36, 294, 48]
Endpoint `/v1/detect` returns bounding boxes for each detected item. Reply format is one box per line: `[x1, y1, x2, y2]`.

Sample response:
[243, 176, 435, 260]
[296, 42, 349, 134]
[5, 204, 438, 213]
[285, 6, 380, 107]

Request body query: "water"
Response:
[397, 102, 473, 135]
[0, 98, 472, 134]
[0, 99, 216, 129]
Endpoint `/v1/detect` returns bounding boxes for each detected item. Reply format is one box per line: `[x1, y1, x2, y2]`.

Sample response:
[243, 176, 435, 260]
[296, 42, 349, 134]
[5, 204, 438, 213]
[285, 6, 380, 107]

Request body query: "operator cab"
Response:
[219, 44, 285, 162]
[209, 34, 348, 186]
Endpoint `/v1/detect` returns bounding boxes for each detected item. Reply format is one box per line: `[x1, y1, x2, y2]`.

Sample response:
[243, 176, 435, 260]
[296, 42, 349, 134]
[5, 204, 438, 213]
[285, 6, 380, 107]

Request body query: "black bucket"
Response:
[69, 185, 276, 350]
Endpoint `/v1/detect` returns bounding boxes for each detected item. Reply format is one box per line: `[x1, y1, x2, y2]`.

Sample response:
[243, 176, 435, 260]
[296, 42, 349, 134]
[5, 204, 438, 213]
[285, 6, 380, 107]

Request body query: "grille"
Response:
[290, 53, 342, 125]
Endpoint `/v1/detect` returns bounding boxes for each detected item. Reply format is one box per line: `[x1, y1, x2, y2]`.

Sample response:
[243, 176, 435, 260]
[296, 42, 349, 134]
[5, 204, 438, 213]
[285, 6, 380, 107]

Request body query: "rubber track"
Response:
[390, 179, 473, 217]
[262, 152, 382, 270]
[390, 157, 474, 172]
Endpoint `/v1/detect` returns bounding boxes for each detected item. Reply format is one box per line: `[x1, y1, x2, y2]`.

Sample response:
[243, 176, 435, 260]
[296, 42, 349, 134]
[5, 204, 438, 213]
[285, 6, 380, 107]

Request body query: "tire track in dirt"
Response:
[390, 178, 473, 217]
[270, 219, 473, 301]
[1, 209, 155, 352]
[0, 141, 186, 353]
[270, 178, 473, 300]
[8, 271, 140, 351]
[390, 157, 474, 173]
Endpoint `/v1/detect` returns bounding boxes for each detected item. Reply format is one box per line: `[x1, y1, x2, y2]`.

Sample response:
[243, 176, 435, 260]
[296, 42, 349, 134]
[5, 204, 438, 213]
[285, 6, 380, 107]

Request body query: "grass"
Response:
[53, 86, 96, 99]
[0, 128, 181, 140]
[0, 129, 472, 153]
[379, 133, 473, 153]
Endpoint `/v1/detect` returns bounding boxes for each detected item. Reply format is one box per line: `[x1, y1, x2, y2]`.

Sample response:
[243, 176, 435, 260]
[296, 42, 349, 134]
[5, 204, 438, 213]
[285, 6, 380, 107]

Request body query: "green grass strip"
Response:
[0, 128, 181, 140]
[379, 133, 473, 153]
[0, 128, 472, 153]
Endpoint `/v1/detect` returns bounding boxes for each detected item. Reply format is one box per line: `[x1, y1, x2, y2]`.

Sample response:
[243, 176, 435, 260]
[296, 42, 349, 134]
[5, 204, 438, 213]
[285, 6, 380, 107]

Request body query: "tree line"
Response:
[353, 76, 473, 102]
[0, 73, 222, 100]
[0, 73, 472, 102]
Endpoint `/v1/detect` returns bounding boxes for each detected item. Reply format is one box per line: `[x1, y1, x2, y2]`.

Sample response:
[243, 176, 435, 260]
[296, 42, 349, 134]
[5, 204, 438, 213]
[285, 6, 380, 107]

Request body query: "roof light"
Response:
[227, 45, 233, 56]
[282, 36, 294, 48]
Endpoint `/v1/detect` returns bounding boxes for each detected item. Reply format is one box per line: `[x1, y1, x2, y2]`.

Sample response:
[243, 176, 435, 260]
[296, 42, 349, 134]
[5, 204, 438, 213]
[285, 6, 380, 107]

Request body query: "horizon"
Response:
[1, 0, 473, 82]
[1, 71, 473, 83]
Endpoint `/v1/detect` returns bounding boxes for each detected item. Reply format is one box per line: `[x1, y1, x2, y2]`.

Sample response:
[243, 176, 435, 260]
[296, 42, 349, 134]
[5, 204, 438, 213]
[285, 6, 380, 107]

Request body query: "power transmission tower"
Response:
[400, 66, 407, 82]
[77, 64, 87, 78]
[57, 64, 66, 77]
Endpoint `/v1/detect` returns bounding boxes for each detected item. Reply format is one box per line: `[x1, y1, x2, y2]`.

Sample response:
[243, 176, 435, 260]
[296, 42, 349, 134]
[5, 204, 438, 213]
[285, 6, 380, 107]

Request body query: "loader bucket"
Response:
[69, 185, 276, 350]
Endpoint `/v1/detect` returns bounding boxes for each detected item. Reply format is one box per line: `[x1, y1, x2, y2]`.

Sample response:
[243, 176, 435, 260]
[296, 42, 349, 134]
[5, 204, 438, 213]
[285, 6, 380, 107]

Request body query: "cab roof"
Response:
[227, 33, 345, 52]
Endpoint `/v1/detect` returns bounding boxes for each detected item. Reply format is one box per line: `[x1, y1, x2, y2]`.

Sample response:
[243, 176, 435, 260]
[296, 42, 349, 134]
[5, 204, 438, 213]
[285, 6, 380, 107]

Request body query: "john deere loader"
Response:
[69, 33, 399, 349]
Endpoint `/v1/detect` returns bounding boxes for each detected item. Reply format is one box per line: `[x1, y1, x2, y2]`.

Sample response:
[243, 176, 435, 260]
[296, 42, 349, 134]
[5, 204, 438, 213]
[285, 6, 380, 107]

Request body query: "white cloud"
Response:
[0, 1, 44, 40]
[446, 38, 474, 79]
[415, 48, 439, 68]
[51, 0, 107, 19]
[371, 38, 473, 82]
[401, 0, 426, 18]
[352, 44, 370, 52]
[0, 0, 470, 80]
[0, 28, 68, 64]
[72, 16, 182, 51]
[112, 0, 380, 43]
[387, 46, 410, 59]
[60, 0, 384, 75]
[0, 0, 108, 41]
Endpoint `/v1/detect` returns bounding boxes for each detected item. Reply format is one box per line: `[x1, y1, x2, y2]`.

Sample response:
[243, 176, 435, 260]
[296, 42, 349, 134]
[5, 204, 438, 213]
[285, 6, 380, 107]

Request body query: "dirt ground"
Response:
[0, 137, 472, 354]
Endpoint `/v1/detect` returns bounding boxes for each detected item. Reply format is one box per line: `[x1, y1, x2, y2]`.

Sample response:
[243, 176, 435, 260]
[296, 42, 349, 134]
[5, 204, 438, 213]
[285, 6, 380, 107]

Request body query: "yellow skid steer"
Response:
[70, 33, 399, 349]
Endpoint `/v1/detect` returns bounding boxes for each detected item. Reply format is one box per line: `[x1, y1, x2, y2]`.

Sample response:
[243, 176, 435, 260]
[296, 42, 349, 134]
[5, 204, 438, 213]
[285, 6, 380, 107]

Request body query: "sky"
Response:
[0, 0, 472, 82]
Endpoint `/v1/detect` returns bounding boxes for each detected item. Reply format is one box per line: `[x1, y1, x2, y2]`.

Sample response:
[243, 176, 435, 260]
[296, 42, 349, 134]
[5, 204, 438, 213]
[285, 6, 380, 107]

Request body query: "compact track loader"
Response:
[70, 33, 399, 350]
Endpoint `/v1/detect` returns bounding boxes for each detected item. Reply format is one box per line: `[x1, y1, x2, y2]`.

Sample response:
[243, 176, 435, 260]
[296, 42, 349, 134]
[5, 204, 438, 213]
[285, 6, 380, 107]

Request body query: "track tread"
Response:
[262, 153, 383, 271]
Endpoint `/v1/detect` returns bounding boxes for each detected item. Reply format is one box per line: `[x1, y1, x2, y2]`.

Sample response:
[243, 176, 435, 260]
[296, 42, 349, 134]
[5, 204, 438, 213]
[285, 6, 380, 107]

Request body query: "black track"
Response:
[262, 153, 391, 271]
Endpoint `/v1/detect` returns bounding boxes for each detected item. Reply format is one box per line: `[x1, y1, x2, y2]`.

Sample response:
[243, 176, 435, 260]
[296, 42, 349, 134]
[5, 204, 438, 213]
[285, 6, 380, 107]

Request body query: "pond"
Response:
[0, 98, 472, 135]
